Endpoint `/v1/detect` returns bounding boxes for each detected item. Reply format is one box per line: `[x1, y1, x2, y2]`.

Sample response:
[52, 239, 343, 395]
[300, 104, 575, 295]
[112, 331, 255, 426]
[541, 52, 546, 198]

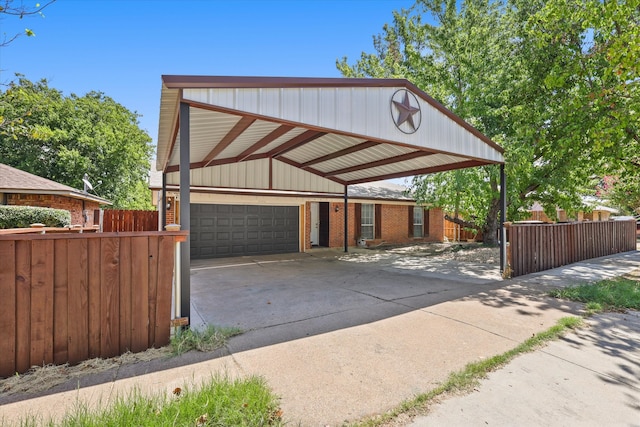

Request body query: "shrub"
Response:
[0, 205, 71, 229]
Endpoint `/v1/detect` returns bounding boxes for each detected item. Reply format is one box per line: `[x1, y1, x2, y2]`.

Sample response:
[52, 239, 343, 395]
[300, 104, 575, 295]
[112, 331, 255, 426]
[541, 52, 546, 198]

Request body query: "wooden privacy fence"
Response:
[444, 219, 483, 242]
[0, 231, 187, 378]
[509, 221, 637, 277]
[101, 209, 159, 232]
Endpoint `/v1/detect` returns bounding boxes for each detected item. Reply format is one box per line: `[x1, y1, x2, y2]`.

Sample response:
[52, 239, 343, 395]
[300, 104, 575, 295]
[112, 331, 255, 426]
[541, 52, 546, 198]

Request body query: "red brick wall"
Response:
[304, 202, 312, 250]
[379, 205, 409, 243]
[165, 199, 445, 250]
[165, 196, 176, 225]
[428, 208, 444, 242]
[7, 193, 100, 226]
[362, 205, 444, 246]
[303, 201, 355, 249]
[304, 201, 445, 250]
[329, 201, 356, 248]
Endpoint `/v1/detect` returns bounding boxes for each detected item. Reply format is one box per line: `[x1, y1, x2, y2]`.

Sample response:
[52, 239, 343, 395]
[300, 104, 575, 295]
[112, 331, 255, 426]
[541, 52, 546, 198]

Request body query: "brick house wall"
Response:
[7, 193, 100, 226]
[305, 201, 444, 249]
[358, 205, 443, 246]
[304, 202, 312, 249]
[160, 193, 445, 251]
[165, 196, 176, 224]
[329, 201, 356, 248]
[152, 190, 177, 227]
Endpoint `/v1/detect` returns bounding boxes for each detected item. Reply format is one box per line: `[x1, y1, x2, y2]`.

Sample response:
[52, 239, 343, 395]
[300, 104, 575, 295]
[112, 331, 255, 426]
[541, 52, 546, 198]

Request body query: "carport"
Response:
[155, 76, 506, 323]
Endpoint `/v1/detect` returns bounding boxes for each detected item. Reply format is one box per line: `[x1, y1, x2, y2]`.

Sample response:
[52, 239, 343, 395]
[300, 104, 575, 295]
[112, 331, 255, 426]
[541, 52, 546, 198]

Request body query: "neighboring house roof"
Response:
[0, 163, 112, 205]
[148, 168, 414, 202]
[581, 196, 619, 214]
[347, 180, 412, 200]
[529, 202, 559, 212]
[529, 198, 618, 214]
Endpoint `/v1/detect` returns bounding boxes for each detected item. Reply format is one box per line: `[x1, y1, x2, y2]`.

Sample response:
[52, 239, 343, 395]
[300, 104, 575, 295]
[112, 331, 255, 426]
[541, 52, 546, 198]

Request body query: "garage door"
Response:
[191, 204, 299, 259]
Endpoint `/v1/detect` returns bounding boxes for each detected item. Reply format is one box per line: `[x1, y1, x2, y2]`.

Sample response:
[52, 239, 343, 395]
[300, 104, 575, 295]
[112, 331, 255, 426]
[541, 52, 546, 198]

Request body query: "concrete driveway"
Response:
[189, 246, 503, 353]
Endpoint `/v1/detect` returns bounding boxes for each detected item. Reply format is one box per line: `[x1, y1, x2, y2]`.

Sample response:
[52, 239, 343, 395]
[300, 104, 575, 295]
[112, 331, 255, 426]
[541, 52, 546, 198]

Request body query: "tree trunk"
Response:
[443, 214, 476, 229]
[482, 195, 501, 246]
[481, 173, 502, 246]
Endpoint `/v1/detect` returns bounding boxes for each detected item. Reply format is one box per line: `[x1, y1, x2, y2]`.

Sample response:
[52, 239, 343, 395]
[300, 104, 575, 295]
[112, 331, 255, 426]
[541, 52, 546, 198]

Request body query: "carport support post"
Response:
[179, 102, 191, 323]
[499, 164, 507, 274]
[344, 185, 348, 252]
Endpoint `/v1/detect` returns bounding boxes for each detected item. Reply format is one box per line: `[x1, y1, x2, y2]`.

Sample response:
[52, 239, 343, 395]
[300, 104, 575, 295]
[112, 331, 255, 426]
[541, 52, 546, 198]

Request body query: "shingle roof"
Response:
[0, 163, 111, 205]
[0, 163, 77, 192]
[347, 181, 412, 200]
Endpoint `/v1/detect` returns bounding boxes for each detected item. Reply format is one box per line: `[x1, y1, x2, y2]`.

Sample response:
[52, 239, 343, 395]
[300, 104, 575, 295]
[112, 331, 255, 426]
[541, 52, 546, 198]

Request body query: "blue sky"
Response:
[1, 0, 412, 153]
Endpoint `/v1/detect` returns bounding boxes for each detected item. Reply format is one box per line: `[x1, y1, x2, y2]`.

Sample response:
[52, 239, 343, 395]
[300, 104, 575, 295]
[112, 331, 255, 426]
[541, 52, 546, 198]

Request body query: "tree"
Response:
[522, 0, 640, 215]
[0, 0, 56, 48]
[0, 76, 154, 209]
[338, 0, 639, 243]
[599, 174, 640, 215]
[338, 0, 522, 244]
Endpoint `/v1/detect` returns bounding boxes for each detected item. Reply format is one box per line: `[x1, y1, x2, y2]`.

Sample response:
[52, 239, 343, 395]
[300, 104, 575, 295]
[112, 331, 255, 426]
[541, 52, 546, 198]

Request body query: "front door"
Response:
[310, 202, 320, 246]
[319, 202, 329, 247]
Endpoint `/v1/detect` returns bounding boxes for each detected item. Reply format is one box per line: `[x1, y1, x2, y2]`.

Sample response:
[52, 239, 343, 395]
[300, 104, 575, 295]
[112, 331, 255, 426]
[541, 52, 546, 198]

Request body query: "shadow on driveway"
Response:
[189, 248, 578, 354]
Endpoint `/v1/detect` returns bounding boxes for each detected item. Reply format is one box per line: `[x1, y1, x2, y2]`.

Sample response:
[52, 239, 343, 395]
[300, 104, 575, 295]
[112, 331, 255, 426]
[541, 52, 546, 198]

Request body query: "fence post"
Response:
[165, 224, 182, 331]
[499, 163, 507, 274]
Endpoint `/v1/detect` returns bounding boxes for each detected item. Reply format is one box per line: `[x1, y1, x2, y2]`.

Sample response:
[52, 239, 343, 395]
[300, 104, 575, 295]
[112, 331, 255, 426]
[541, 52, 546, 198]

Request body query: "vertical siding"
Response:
[166, 159, 344, 193]
[272, 160, 344, 193]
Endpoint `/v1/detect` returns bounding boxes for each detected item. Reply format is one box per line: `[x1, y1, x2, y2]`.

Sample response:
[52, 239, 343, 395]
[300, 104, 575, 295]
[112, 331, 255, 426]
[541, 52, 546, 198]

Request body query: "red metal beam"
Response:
[300, 140, 381, 168]
[276, 157, 347, 186]
[236, 124, 295, 161]
[267, 130, 326, 158]
[324, 151, 433, 176]
[345, 160, 488, 185]
[202, 117, 256, 167]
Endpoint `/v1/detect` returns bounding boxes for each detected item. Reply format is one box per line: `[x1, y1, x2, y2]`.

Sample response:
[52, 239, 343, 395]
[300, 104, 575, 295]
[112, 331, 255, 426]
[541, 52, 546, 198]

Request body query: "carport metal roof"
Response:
[156, 75, 506, 325]
[157, 76, 504, 192]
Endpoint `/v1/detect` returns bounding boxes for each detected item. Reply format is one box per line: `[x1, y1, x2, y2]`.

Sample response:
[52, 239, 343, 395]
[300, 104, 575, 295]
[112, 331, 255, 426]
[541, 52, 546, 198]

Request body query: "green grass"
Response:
[17, 375, 282, 427]
[348, 316, 583, 427]
[170, 325, 243, 355]
[549, 277, 640, 312]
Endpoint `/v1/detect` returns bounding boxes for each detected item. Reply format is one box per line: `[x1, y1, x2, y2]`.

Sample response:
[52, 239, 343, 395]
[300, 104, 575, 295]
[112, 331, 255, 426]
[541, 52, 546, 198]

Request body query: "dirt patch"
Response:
[374, 242, 500, 265]
[623, 267, 640, 281]
[0, 347, 171, 397]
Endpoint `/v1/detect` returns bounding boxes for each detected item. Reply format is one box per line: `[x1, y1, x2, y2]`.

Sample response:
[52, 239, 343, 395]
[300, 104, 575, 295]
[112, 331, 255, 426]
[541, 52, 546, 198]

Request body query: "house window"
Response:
[361, 203, 374, 239]
[413, 207, 423, 237]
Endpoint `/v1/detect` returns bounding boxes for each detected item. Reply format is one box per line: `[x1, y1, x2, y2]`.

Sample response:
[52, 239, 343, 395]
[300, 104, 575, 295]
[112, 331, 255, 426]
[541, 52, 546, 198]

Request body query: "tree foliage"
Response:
[338, 0, 639, 243]
[0, 76, 154, 209]
[600, 175, 640, 215]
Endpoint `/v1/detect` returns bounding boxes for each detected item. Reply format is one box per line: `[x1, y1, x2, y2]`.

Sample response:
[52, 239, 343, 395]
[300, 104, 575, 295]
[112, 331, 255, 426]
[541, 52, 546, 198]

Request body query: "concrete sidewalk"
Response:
[1, 251, 639, 426]
[409, 311, 640, 426]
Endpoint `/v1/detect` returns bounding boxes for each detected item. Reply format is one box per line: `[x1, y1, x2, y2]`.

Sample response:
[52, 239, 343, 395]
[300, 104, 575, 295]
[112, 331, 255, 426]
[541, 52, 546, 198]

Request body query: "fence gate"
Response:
[101, 210, 159, 232]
